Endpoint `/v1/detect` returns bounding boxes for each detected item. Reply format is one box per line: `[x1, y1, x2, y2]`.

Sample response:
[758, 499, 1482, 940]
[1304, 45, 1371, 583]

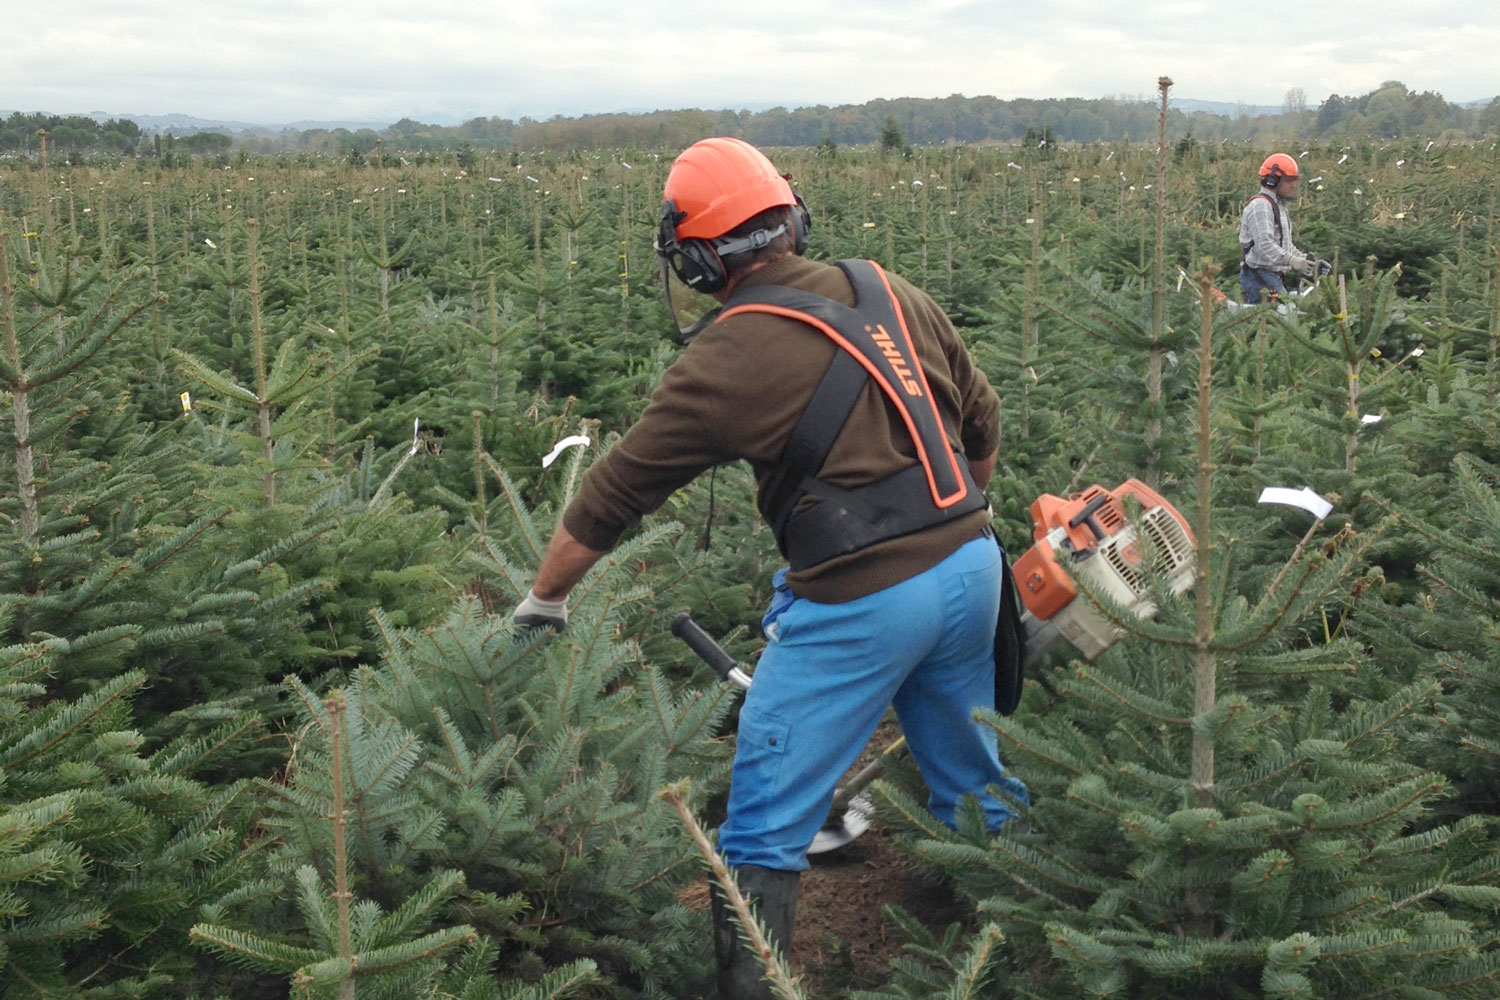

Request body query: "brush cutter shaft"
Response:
[828, 736, 907, 816]
[1021, 613, 1063, 671]
[672, 611, 897, 853]
[672, 612, 752, 689]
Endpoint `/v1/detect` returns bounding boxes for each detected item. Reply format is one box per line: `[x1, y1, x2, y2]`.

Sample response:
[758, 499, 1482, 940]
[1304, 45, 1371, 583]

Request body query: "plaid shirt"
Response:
[1239, 188, 1302, 271]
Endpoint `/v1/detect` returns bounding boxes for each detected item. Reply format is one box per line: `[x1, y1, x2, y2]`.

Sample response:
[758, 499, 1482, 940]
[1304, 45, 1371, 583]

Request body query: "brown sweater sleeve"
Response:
[561, 340, 738, 552]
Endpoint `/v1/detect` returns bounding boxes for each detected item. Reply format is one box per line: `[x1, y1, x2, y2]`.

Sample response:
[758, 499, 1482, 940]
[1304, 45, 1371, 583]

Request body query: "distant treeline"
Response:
[0, 112, 233, 158]
[0, 113, 142, 155]
[6, 81, 1499, 162]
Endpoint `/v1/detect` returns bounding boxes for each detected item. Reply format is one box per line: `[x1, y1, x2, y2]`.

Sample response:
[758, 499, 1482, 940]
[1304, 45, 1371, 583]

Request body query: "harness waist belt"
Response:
[781, 452, 987, 570]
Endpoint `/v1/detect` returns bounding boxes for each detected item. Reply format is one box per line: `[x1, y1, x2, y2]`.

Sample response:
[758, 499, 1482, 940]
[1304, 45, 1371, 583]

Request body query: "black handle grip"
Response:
[1067, 492, 1112, 543]
[671, 612, 740, 684]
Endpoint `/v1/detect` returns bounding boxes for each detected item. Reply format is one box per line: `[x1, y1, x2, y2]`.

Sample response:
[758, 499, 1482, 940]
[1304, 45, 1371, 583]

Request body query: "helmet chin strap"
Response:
[673, 304, 723, 344]
[709, 222, 788, 258]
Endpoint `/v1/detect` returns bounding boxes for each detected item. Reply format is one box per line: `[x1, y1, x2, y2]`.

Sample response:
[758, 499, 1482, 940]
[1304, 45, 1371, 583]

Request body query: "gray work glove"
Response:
[1316, 258, 1334, 277]
[513, 589, 568, 631]
[1291, 253, 1318, 278]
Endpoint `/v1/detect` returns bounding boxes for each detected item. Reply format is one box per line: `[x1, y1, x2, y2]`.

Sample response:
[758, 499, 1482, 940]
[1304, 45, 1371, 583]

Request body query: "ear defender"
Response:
[659, 198, 814, 297]
[674, 240, 730, 294]
[791, 194, 812, 255]
[658, 198, 731, 294]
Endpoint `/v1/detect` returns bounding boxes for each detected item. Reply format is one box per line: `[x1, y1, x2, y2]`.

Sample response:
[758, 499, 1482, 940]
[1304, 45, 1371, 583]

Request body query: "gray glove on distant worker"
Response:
[513, 589, 568, 631]
[1291, 253, 1319, 278]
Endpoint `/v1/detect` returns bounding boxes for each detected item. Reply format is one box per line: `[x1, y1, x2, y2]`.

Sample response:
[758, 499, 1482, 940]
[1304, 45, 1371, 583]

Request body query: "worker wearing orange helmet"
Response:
[513, 137, 1027, 1000]
[1239, 153, 1324, 303]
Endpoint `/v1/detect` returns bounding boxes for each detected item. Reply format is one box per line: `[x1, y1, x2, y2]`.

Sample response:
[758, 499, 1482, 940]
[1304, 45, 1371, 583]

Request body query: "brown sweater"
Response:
[562, 255, 1001, 603]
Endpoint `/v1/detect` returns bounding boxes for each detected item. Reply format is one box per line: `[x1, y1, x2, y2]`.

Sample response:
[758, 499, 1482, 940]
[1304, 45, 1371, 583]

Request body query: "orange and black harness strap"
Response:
[719, 259, 987, 571]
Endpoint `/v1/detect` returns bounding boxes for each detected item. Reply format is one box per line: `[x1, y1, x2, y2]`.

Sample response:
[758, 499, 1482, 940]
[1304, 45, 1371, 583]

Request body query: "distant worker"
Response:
[511, 137, 1027, 1000]
[1239, 153, 1327, 304]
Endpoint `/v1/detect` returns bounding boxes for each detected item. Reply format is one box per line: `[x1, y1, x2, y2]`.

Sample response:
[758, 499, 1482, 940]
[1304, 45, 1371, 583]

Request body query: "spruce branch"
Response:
[658, 779, 805, 1000]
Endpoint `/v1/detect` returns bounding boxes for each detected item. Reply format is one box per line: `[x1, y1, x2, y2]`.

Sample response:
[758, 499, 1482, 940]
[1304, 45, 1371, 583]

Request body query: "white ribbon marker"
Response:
[409, 417, 421, 456]
[1259, 486, 1333, 520]
[542, 435, 591, 469]
[1361, 414, 1383, 425]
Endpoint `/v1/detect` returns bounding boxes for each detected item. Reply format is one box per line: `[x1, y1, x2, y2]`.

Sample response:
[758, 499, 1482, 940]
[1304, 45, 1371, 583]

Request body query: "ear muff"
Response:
[658, 198, 730, 293]
[672, 239, 729, 294]
[1264, 163, 1283, 190]
[791, 194, 812, 255]
[658, 198, 812, 296]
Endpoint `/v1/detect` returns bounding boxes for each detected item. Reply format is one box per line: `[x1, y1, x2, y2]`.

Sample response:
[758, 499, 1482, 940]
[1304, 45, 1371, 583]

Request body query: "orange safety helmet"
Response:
[655, 137, 811, 321]
[1259, 153, 1299, 189]
[664, 137, 798, 240]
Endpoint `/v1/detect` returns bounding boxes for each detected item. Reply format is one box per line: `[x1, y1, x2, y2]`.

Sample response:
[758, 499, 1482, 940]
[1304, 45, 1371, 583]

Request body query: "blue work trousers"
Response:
[718, 534, 1029, 872]
[1240, 265, 1287, 304]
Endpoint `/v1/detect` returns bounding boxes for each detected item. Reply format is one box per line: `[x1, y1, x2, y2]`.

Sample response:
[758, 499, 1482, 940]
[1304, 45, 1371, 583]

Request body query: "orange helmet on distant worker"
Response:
[654, 138, 812, 337]
[1259, 153, 1299, 189]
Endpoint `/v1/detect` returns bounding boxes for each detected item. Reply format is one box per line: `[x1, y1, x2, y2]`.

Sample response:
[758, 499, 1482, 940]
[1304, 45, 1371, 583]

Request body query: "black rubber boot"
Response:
[709, 864, 800, 1000]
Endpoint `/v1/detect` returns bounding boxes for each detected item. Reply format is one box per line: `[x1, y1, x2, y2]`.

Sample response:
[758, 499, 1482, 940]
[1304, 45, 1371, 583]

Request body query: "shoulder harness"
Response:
[1241, 191, 1284, 261]
[718, 259, 988, 570]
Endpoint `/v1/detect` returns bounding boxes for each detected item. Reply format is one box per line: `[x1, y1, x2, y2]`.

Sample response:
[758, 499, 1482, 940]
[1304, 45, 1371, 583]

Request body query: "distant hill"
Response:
[0, 109, 393, 135]
[1170, 98, 1283, 117]
[6, 82, 1497, 156]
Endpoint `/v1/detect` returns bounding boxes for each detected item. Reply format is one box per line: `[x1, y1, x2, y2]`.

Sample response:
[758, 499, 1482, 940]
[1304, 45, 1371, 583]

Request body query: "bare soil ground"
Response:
[791, 821, 971, 994]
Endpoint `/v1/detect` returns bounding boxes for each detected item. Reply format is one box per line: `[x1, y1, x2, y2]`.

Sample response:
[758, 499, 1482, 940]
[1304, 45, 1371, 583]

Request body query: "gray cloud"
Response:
[5, 1, 1498, 125]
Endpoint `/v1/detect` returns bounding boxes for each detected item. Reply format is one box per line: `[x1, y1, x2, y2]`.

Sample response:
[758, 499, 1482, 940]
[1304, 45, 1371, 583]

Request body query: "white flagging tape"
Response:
[542, 435, 591, 469]
[1258, 486, 1333, 520]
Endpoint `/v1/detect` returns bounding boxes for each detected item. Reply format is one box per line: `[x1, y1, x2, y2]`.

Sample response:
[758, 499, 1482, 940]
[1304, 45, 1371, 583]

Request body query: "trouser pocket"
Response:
[735, 709, 791, 793]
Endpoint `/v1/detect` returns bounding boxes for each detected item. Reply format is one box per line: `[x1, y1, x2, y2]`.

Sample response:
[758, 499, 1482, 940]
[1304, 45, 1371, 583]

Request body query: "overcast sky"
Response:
[7, 1, 1499, 126]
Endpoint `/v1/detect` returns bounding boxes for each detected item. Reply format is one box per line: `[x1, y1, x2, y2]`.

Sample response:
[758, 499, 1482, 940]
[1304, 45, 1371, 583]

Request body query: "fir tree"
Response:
[191, 690, 497, 1000]
[874, 266, 1500, 999]
[0, 608, 264, 998]
[246, 460, 737, 997]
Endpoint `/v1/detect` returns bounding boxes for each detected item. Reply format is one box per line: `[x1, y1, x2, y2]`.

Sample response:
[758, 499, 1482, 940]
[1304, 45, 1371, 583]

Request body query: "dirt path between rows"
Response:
[791, 821, 972, 993]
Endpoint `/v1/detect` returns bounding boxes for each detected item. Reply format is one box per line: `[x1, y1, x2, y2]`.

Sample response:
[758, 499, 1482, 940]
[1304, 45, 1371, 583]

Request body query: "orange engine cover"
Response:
[1010, 479, 1194, 620]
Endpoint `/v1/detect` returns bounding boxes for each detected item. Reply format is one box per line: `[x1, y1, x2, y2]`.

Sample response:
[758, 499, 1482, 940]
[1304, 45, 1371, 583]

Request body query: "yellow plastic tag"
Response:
[180, 391, 192, 414]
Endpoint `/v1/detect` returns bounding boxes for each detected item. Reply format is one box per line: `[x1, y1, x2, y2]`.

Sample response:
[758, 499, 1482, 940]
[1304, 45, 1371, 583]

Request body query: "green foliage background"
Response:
[3, 118, 1500, 998]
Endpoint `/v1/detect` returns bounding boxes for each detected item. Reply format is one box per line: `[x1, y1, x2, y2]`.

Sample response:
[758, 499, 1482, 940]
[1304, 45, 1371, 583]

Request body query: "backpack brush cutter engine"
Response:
[1013, 477, 1196, 668]
[672, 478, 1196, 854]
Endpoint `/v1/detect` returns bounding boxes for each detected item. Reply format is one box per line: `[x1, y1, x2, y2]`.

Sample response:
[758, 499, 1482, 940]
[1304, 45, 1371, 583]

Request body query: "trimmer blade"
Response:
[808, 793, 875, 854]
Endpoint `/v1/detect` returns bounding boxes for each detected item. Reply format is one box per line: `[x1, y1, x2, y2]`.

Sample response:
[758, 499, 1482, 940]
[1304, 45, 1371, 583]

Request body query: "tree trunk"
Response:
[1191, 266, 1217, 809]
[0, 226, 38, 552]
